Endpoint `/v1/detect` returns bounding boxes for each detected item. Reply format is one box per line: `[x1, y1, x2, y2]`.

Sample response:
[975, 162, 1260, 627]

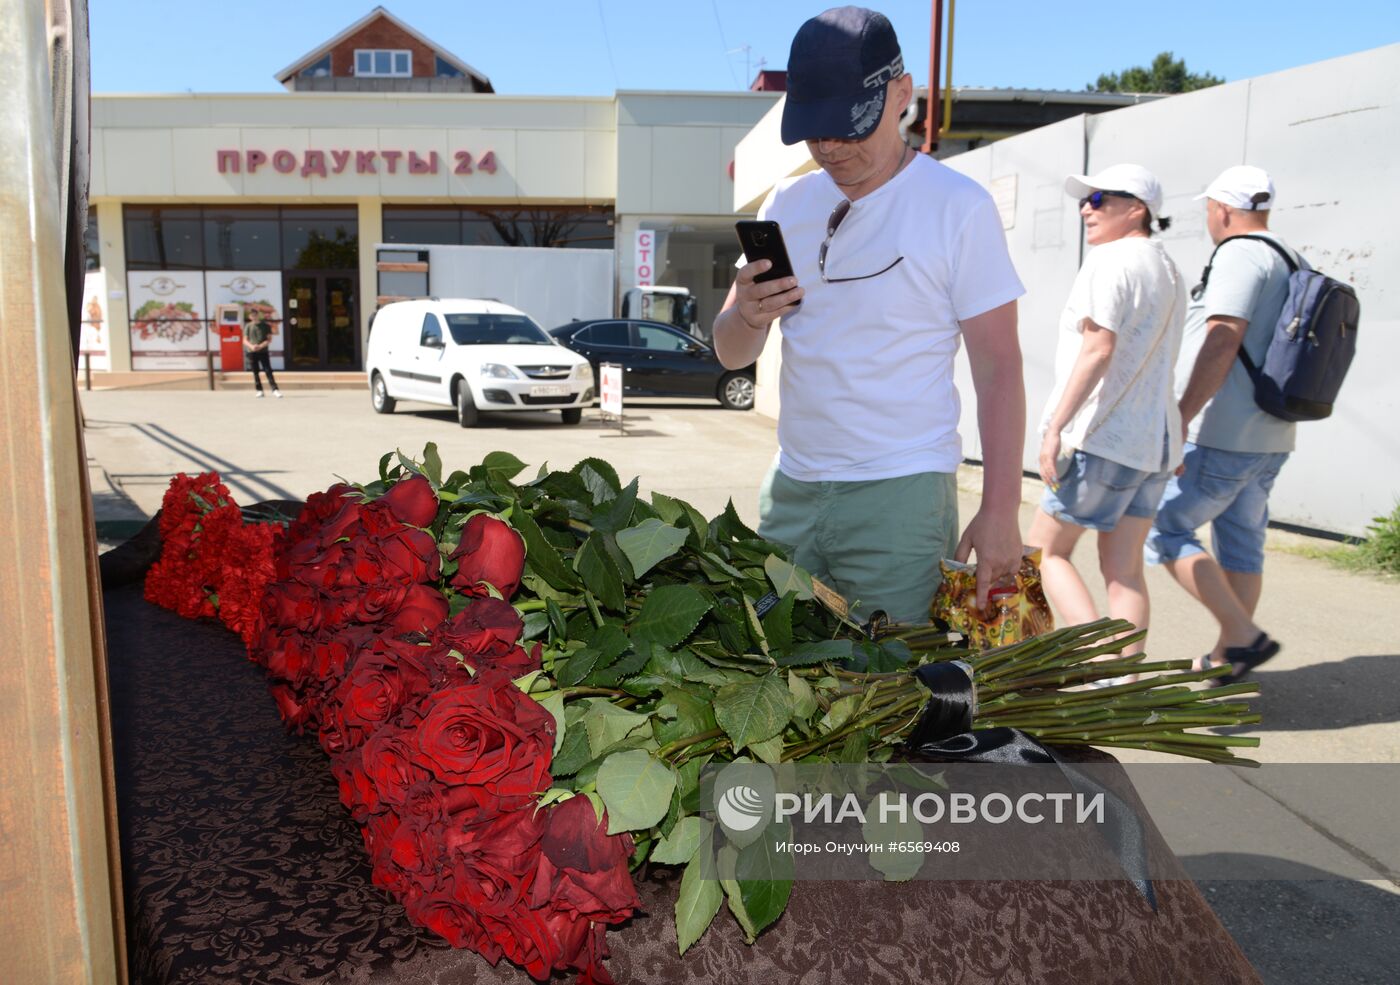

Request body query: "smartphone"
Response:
[734, 220, 795, 284]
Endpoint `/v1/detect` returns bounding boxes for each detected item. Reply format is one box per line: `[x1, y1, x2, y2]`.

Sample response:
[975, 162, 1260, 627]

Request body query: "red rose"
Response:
[410, 682, 554, 809]
[376, 528, 442, 583]
[530, 794, 640, 924]
[405, 892, 489, 954]
[436, 597, 525, 659]
[352, 581, 409, 623]
[262, 581, 328, 635]
[268, 682, 312, 729]
[449, 514, 525, 599]
[329, 641, 433, 747]
[380, 475, 440, 527]
[383, 584, 449, 635]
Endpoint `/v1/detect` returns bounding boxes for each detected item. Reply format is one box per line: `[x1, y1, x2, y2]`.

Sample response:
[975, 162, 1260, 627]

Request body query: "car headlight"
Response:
[572, 363, 594, 380]
[480, 363, 521, 379]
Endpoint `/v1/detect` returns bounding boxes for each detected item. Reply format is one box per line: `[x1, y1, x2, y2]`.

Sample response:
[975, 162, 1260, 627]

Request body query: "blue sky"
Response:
[91, 1, 1399, 96]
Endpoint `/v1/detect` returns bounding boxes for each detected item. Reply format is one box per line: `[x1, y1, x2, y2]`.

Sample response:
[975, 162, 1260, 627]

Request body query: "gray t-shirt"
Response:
[1175, 234, 1297, 453]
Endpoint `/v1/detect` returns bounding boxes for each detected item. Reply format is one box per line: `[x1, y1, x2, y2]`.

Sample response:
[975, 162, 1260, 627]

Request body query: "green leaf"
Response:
[764, 555, 815, 601]
[651, 816, 714, 865]
[713, 500, 758, 542]
[552, 708, 593, 776]
[747, 735, 784, 764]
[863, 797, 925, 881]
[521, 611, 549, 641]
[675, 846, 724, 955]
[481, 450, 528, 483]
[679, 501, 710, 550]
[713, 675, 792, 752]
[573, 457, 622, 503]
[546, 598, 567, 641]
[537, 691, 567, 757]
[787, 672, 818, 723]
[588, 639, 652, 685]
[395, 450, 425, 478]
[557, 646, 602, 687]
[743, 596, 769, 656]
[817, 694, 860, 734]
[514, 507, 581, 592]
[583, 701, 652, 760]
[422, 442, 443, 488]
[573, 532, 626, 612]
[650, 491, 684, 525]
[592, 477, 639, 534]
[596, 750, 677, 834]
[378, 451, 394, 482]
[761, 593, 796, 653]
[652, 686, 719, 746]
[735, 826, 794, 937]
[616, 518, 690, 578]
[631, 585, 713, 649]
[777, 639, 853, 667]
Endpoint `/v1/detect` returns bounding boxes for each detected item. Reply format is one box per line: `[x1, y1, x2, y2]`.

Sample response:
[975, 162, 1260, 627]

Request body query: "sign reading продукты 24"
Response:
[216, 149, 498, 177]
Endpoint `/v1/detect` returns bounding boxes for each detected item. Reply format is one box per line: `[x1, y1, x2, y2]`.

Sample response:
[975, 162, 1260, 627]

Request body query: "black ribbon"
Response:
[906, 661, 1158, 910]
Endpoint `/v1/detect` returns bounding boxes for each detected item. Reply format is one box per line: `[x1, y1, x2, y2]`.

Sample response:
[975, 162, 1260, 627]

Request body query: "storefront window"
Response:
[125, 206, 204, 270]
[281, 207, 359, 270]
[383, 208, 461, 246]
[204, 207, 281, 269]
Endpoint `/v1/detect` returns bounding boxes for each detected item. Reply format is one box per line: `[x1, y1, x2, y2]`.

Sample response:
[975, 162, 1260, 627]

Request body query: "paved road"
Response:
[81, 389, 1400, 984]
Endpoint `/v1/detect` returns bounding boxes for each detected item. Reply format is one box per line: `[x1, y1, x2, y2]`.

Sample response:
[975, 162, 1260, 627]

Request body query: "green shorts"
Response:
[757, 464, 959, 625]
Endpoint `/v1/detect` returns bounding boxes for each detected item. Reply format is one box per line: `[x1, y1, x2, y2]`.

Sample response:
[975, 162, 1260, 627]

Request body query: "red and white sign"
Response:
[78, 270, 111, 371]
[634, 230, 654, 288]
[600, 363, 624, 418]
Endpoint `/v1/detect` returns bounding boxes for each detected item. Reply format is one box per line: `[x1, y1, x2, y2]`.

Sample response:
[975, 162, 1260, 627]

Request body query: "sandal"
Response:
[1218, 633, 1281, 686]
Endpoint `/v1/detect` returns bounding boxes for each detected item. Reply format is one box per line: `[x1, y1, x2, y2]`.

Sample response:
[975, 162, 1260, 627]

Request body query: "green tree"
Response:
[1089, 51, 1224, 94]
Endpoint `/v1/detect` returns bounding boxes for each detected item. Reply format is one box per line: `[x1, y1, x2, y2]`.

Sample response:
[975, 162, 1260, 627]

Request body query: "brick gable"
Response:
[329, 15, 436, 77]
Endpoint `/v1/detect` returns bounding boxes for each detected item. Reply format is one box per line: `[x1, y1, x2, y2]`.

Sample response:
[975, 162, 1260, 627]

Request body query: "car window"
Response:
[580, 321, 629, 347]
[443, 313, 553, 345]
[636, 323, 692, 353]
[420, 313, 444, 348]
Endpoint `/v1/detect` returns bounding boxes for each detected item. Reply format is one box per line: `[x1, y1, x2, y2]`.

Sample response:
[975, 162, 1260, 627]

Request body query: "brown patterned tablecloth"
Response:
[105, 579, 1261, 985]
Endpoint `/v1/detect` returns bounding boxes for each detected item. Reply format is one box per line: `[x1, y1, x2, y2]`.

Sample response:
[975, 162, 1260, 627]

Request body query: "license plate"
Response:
[530, 385, 568, 397]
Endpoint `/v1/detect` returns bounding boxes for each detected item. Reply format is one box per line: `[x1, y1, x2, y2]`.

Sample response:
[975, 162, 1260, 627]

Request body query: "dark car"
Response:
[549, 318, 755, 410]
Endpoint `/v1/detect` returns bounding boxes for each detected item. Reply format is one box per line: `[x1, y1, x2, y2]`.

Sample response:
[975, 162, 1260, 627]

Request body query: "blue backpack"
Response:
[1194, 234, 1360, 422]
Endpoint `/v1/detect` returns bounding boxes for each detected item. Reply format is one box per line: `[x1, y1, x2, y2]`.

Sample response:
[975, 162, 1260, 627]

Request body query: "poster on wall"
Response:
[205, 271, 285, 371]
[78, 270, 111, 371]
[127, 271, 209, 370]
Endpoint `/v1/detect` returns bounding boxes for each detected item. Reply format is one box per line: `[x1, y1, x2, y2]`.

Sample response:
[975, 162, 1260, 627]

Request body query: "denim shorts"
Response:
[1144, 442, 1289, 574]
[1040, 449, 1171, 533]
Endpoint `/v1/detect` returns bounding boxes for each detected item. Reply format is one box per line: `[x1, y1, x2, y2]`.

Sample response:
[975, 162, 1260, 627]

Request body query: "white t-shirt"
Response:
[747, 155, 1024, 482]
[1040, 237, 1186, 474]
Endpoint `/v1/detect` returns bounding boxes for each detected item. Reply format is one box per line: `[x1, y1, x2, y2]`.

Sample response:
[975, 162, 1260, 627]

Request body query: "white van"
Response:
[365, 298, 595, 426]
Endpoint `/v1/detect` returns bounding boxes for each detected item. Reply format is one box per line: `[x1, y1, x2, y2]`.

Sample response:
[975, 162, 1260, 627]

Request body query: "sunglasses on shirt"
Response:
[818, 199, 905, 283]
[1078, 189, 1139, 210]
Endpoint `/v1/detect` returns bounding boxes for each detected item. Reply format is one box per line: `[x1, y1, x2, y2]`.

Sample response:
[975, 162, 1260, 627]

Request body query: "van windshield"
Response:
[443, 313, 554, 346]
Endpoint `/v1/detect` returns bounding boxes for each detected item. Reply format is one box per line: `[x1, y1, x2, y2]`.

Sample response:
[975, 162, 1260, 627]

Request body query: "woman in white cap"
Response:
[1027, 164, 1186, 677]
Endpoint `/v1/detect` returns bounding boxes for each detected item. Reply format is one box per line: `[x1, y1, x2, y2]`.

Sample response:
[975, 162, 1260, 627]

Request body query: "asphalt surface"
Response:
[81, 388, 1400, 983]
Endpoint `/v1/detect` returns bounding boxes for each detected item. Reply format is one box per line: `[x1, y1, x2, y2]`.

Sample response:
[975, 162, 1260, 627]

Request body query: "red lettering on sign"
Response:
[381, 150, 403, 174]
[246, 150, 268, 173]
[356, 150, 377, 174]
[273, 150, 296, 174]
[216, 150, 240, 173]
[478, 151, 497, 174]
[454, 150, 474, 175]
[638, 266, 652, 279]
[330, 149, 351, 173]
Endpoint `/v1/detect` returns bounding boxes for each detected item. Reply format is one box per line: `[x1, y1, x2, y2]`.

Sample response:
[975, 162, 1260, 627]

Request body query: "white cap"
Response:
[1195, 165, 1275, 210]
[1065, 164, 1165, 220]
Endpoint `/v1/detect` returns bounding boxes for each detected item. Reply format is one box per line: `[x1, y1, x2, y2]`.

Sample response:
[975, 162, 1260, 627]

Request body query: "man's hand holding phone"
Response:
[735, 261, 803, 330]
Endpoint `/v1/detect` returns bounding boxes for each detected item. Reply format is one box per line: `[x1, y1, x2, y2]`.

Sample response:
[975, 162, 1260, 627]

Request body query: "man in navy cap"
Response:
[714, 7, 1027, 623]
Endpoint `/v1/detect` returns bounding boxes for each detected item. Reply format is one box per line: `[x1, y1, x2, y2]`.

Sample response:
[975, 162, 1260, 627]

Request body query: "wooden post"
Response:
[0, 0, 123, 981]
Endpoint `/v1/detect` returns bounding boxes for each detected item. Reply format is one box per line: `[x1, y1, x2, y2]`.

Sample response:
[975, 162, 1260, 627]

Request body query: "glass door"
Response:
[283, 273, 361, 369]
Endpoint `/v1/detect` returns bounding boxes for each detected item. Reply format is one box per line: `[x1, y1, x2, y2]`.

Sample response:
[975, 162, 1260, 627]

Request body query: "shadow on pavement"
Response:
[1193, 855, 1400, 985]
[1241, 656, 1400, 732]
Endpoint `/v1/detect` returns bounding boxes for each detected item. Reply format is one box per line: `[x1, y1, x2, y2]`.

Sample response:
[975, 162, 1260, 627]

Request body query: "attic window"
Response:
[355, 49, 412, 78]
[299, 54, 331, 78]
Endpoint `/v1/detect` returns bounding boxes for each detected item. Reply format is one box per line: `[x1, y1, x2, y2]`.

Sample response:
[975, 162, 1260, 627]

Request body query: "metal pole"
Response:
[922, 0, 943, 155]
[206, 348, 215, 391]
[83, 351, 91, 391]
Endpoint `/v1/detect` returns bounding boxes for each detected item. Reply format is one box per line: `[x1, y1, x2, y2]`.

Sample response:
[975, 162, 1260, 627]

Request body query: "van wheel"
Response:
[456, 385, 478, 428]
[718, 371, 755, 410]
[561, 407, 583, 425]
[371, 373, 395, 413]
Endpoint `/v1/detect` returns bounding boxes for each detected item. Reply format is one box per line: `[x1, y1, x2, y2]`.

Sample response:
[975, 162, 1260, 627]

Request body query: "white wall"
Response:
[941, 43, 1400, 536]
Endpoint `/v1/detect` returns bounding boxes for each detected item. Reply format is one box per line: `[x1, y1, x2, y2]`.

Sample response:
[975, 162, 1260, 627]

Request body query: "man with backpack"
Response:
[1145, 166, 1293, 685]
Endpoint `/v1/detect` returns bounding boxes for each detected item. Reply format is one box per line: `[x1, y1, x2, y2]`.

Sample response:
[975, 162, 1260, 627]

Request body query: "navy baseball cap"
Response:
[781, 7, 905, 145]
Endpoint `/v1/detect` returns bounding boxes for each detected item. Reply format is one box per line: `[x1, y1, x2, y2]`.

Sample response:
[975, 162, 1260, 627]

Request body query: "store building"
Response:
[84, 6, 780, 374]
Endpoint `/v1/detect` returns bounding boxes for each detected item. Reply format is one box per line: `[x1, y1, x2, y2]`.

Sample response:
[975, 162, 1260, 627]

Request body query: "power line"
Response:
[595, 0, 621, 89]
[710, 0, 742, 88]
